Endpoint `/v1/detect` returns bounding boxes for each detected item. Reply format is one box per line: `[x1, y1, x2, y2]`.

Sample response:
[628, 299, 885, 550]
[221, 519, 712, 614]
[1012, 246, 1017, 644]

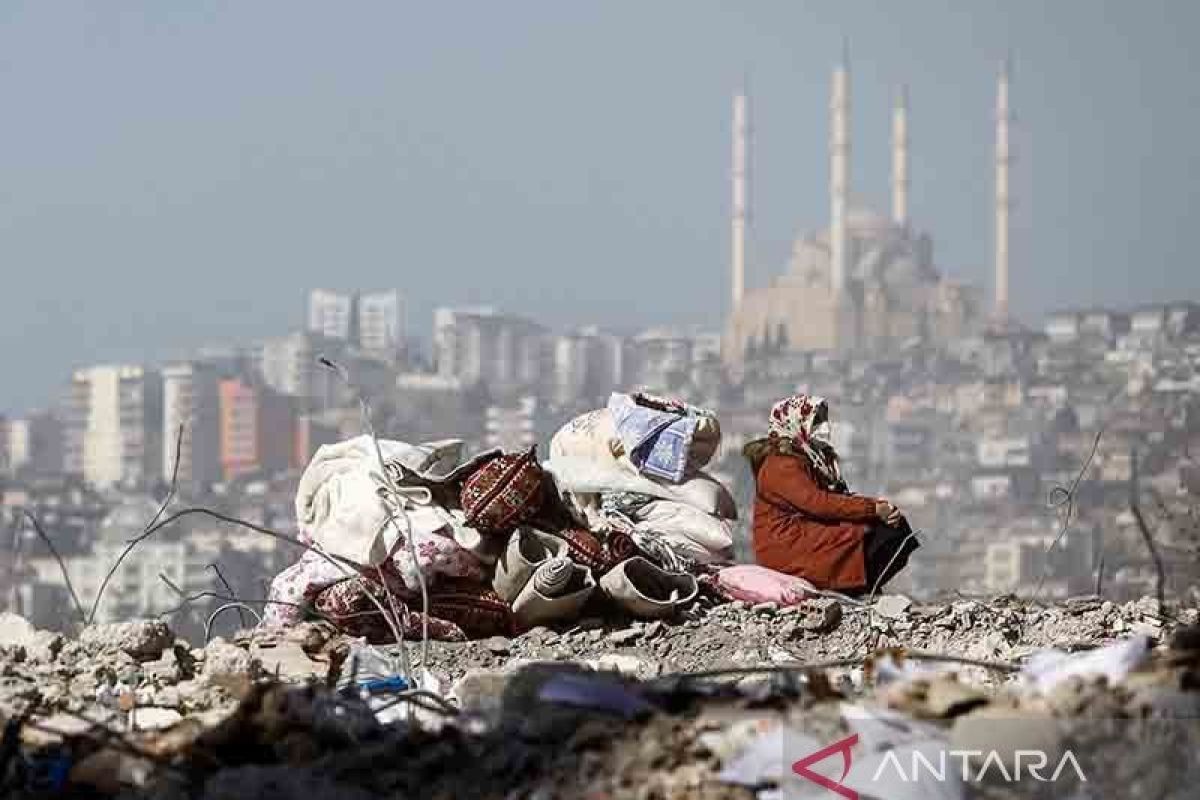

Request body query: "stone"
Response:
[131, 707, 184, 732]
[608, 628, 642, 646]
[751, 602, 778, 616]
[202, 639, 256, 682]
[797, 599, 843, 634]
[484, 636, 512, 656]
[252, 640, 325, 681]
[0, 614, 63, 664]
[1067, 595, 1102, 614]
[588, 654, 660, 679]
[449, 669, 514, 715]
[80, 621, 174, 662]
[523, 626, 556, 644]
[643, 621, 667, 641]
[874, 594, 913, 620]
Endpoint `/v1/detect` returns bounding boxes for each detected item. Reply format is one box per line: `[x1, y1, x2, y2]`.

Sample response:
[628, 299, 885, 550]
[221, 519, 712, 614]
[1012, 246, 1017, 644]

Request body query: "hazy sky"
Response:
[2, 1, 1197, 412]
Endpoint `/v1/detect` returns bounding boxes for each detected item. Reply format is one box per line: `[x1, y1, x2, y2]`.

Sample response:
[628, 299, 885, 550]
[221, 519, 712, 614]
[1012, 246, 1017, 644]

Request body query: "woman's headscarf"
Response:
[768, 394, 847, 492]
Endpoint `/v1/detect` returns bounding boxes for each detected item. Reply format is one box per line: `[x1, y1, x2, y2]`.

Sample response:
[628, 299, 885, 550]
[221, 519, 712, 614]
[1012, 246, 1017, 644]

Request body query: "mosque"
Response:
[723, 52, 1014, 364]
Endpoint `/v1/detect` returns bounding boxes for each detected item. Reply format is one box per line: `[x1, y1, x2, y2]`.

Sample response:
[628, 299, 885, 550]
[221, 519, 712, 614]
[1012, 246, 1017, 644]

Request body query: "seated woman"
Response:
[744, 394, 918, 596]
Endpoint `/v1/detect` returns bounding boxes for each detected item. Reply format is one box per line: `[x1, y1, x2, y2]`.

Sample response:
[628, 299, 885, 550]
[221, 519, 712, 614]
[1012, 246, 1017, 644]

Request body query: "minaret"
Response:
[891, 84, 909, 228]
[731, 86, 748, 309]
[829, 41, 850, 297]
[994, 58, 1012, 320]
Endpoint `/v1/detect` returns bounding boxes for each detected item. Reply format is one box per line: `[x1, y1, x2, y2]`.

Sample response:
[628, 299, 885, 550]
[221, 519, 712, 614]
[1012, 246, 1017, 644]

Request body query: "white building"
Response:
[162, 361, 222, 491]
[64, 366, 163, 489]
[626, 328, 694, 392]
[433, 307, 549, 391]
[256, 332, 336, 411]
[307, 289, 354, 341]
[2, 412, 63, 477]
[357, 290, 405, 356]
[550, 328, 626, 407]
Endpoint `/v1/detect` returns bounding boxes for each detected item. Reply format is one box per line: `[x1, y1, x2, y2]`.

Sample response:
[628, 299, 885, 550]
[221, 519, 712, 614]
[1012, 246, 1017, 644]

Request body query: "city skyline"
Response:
[2, 1, 1199, 411]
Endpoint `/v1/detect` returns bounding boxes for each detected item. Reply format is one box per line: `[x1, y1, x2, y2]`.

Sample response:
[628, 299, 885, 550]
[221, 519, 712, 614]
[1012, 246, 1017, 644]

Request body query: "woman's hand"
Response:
[874, 500, 903, 526]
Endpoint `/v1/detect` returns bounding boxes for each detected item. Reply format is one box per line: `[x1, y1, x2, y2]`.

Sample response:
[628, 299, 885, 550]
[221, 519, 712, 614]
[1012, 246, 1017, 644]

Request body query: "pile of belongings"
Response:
[263, 394, 737, 643]
[546, 392, 736, 572]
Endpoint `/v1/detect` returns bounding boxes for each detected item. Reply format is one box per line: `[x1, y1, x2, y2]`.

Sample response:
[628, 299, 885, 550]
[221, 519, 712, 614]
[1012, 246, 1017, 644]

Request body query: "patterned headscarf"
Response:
[768, 394, 847, 492]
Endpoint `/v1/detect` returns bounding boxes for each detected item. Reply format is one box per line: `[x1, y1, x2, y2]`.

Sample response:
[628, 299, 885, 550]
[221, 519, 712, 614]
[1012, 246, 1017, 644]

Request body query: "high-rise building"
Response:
[433, 307, 549, 393]
[627, 328, 695, 392]
[307, 289, 354, 341]
[3, 411, 64, 477]
[63, 366, 163, 489]
[551, 328, 626, 407]
[357, 290, 405, 356]
[162, 361, 222, 492]
[218, 379, 295, 481]
[306, 288, 406, 357]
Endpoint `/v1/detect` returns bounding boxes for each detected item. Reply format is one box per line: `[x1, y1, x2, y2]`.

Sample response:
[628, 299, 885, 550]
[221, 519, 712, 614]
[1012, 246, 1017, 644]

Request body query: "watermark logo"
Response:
[791, 735, 1087, 797]
[791, 733, 860, 800]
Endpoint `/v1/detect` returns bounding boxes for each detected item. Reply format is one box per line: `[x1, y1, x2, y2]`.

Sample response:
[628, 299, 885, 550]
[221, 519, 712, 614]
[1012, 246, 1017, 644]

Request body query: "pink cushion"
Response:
[716, 565, 817, 606]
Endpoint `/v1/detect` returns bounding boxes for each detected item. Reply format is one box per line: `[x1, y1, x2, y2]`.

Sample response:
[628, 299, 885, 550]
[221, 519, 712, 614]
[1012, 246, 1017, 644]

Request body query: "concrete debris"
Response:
[79, 621, 174, 662]
[1, 594, 1198, 798]
[874, 593, 914, 619]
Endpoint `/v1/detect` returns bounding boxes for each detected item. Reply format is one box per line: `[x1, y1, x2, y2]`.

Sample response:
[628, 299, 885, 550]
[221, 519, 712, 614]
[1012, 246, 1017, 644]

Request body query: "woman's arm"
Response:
[758, 455, 878, 523]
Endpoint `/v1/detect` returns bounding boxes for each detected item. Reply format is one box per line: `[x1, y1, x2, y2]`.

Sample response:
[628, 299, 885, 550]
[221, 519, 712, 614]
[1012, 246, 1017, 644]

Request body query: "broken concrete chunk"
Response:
[79, 621, 174, 662]
[874, 594, 913, 620]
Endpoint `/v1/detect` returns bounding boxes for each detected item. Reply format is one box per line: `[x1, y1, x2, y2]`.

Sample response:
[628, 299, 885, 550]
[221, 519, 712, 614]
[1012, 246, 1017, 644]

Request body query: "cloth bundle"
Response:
[606, 392, 721, 484]
[548, 395, 736, 573]
[265, 436, 532, 640]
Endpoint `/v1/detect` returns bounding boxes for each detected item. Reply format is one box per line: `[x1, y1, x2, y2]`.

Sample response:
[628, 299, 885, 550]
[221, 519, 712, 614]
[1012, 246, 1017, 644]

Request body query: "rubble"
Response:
[78, 621, 175, 662]
[1, 594, 1198, 798]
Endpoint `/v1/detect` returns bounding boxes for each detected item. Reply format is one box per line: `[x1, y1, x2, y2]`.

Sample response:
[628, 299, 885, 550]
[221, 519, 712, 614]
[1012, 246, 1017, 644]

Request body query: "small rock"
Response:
[1066, 595, 1102, 614]
[751, 602, 778, 616]
[0, 614, 63, 663]
[202, 639, 256, 682]
[587, 629, 604, 643]
[523, 627, 556, 644]
[484, 637, 512, 656]
[874, 594, 913, 620]
[643, 621, 667, 641]
[131, 707, 183, 732]
[450, 669, 514, 715]
[608, 628, 642, 646]
[588, 654, 660, 679]
[252, 640, 324, 681]
[80, 621, 174, 662]
[797, 599, 843, 634]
